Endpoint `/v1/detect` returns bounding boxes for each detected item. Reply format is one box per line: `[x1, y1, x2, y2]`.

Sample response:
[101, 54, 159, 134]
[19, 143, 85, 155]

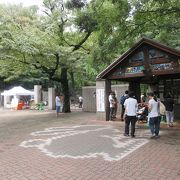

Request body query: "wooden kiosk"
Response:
[96, 38, 180, 121]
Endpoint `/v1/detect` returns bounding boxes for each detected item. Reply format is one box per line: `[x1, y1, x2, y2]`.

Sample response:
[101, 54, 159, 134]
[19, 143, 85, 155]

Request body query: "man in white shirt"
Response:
[124, 92, 138, 137]
[79, 96, 83, 108]
[109, 92, 115, 121]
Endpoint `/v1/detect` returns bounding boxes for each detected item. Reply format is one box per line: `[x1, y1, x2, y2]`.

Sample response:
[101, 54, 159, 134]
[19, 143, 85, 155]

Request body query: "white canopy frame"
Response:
[1, 86, 34, 96]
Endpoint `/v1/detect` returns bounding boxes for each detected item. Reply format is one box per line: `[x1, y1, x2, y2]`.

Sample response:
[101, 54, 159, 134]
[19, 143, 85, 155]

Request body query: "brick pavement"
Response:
[0, 110, 180, 180]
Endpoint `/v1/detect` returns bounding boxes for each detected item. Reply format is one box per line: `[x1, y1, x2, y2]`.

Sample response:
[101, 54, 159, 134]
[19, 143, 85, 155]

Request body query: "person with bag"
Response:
[147, 92, 161, 139]
[120, 90, 128, 121]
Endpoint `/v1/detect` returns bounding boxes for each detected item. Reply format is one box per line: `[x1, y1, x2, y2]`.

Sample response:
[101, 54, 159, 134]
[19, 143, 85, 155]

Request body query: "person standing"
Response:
[79, 96, 83, 108]
[109, 92, 115, 121]
[148, 92, 161, 138]
[55, 94, 62, 117]
[60, 95, 64, 112]
[124, 92, 138, 138]
[164, 94, 174, 127]
[120, 90, 129, 121]
[113, 93, 118, 119]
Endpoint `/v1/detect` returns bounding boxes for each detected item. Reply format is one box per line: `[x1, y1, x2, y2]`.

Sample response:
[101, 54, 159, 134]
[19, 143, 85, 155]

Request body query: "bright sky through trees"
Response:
[0, 0, 43, 7]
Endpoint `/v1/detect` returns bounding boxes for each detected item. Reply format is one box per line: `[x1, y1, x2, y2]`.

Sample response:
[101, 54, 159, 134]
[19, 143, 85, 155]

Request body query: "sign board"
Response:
[96, 89, 105, 112]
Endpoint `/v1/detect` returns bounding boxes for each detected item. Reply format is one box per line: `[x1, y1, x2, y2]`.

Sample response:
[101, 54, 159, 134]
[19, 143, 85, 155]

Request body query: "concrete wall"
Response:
[82, 84, 129, 113]
[48, 88, 55, 110]
[34, 85, 42, 104]
[42, 91, 48, 102]
[82, 86, 96, 112]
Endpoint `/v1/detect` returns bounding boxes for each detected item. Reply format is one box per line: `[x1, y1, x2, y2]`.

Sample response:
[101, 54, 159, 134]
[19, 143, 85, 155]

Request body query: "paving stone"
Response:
[0, 111, 180, 179]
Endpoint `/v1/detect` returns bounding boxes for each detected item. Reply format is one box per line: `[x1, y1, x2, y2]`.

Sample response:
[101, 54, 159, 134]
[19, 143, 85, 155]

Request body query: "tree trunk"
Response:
[70, 71, 75, 97]
[61, 67, 71, 112]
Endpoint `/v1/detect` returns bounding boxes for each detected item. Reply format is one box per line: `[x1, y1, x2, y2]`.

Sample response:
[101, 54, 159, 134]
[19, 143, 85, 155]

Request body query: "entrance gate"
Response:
[96, 38, 180, 121]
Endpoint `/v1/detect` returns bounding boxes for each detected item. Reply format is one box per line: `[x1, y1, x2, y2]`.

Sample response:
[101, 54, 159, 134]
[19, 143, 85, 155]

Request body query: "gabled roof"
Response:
[96, 38, 180, 80]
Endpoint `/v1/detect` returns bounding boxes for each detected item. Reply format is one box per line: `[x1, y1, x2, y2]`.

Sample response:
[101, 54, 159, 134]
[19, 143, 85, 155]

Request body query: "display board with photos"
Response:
[152, 63, 173, 71]
[112, 66, 145, 77]
[125, 66, 145, 74]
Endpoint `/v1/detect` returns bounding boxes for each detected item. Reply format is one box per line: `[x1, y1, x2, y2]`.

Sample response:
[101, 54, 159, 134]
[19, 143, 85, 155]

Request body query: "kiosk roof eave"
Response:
[97, 38, 180, 80]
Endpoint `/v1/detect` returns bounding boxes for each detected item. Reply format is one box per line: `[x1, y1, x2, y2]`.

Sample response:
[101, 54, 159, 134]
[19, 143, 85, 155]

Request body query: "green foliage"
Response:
[66, 0, 86, 9]
[0, 0, 179, 92]
[132, 0, 180, 48]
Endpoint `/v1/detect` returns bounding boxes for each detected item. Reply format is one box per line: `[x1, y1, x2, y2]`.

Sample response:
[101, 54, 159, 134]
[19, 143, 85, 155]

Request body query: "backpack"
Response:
[120, 95, 127, 105]
[159, 102, 166, 115]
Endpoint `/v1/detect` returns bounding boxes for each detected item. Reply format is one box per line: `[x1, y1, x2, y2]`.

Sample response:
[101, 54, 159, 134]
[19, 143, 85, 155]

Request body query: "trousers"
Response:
[149, 116, 161, 136]
[125, 115, 137, 136]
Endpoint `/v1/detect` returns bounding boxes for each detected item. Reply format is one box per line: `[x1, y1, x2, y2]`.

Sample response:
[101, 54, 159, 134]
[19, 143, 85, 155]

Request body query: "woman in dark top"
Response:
[164, 94, 174, 127]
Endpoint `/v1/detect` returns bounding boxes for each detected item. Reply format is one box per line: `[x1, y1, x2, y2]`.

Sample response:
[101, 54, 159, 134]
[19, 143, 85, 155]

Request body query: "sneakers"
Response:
[150, 134, 160, 139]
[167, 123, 174, 127]
[123, 134, 136, 138]
[155, 135, 159, 138]
[150, 135, 155, 139]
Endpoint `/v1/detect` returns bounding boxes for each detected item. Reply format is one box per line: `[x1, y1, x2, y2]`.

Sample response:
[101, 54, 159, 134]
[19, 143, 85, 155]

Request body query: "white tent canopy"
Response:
[1, 86, 34, 96]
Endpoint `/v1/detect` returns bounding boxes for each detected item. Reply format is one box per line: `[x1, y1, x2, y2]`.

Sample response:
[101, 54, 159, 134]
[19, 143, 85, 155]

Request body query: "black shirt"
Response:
[164, 98, 174, 111]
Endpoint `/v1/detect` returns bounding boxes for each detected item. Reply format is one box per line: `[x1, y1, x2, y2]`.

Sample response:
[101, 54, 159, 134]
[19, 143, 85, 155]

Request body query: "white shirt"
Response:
[55, 96, 61, 106]
[148, 99, 159, 118]
[124, 97, 138, 116]
[109, 94, 114, 108]
[79, 96, 83, 102]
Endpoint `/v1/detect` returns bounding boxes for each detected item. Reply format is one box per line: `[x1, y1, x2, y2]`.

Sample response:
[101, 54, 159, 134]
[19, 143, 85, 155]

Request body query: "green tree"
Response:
[0, 0, 179, 112]
[131, 0, 180, 48]
[0, 1, 94, 112]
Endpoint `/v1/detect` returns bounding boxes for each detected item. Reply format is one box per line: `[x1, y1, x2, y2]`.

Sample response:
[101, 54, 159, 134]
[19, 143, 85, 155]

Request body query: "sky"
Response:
[0, 0, 91, 8]
[0, 0, 43, 7]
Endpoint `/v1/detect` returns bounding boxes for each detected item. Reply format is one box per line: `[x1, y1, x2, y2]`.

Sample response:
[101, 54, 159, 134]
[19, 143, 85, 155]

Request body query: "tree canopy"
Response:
[0, 0, 179, 111]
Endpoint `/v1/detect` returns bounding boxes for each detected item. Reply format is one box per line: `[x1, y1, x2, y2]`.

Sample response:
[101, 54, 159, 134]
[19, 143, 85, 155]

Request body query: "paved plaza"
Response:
[0, 109, 180, 180]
